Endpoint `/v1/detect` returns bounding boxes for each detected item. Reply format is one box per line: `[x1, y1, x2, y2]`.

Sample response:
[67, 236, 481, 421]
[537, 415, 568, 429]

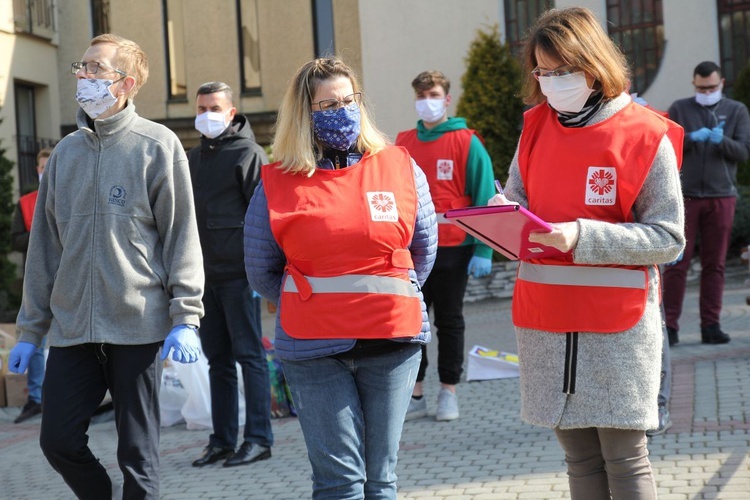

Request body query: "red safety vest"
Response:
[396, 128, 474, 246]
[512, 101, 683, 333]
[19, 190, 38, 231]
[263, 146, 423, 339]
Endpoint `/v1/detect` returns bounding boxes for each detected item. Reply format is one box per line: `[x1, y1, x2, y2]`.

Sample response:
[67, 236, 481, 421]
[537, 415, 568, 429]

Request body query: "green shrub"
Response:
[456, 24, 525, 184]
[733, 59, 750, 186]
[731, 185, 750, 255]
[0, 114, 20, 318]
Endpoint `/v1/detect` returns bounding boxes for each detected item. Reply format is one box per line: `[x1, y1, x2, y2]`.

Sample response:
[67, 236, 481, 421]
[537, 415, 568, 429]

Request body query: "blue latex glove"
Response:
[8, 341, 38, 374]
[161, 325, 201, 363]
[467, 256, 492, 278]
[251, 290, 261, 299]
[689, 128, 711, 142]
[709, 121, 725, 144]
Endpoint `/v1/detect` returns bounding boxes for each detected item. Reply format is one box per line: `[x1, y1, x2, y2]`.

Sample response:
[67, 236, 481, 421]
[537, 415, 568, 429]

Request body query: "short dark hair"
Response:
[196, 81, 233, 104]
[694, 61, 721, 78]
[411, 71, 450, 95]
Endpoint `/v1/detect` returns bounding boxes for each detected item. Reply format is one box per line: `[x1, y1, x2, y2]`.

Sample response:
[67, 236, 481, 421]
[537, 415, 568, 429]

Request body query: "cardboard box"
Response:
[466, 345, 520, 381]
[0, 349, 12, 407]
[0, 327, 16, 350]
[5, 373, 28, 407]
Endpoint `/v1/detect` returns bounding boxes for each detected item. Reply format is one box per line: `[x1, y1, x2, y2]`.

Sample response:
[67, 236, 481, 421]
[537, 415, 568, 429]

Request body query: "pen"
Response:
[494, 179, 505, 195]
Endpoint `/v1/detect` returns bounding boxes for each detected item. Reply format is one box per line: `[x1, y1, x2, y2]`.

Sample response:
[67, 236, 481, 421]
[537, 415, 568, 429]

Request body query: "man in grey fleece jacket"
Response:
[8, 34, 204, 499]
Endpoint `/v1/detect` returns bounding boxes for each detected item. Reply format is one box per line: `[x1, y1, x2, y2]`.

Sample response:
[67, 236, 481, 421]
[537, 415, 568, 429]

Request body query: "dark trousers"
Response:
[40, 342, 162, 500]
[418, 245, 473, 385]
[200, 278, 273, 449]
[663, 196, 736, 330]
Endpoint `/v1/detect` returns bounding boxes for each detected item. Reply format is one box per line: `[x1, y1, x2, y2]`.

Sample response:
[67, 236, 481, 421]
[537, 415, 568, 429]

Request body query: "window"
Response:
[717, 0, 750, 89]
[504, 0, 554, 56]
[90, 0, 110, 36]
[312, 0, 334, 57]
[237, 0, 262, 94]
[13, 0, 56, 38]
[163, 0, 187, 100]
[606, 0, 665, 95]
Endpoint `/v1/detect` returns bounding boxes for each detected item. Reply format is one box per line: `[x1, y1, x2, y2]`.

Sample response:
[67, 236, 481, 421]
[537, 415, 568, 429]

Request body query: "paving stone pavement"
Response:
[0, 268, 748, 499]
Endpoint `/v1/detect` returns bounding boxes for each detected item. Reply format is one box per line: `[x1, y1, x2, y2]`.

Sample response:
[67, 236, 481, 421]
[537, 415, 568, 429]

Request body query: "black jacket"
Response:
[188, 114, 268, 281]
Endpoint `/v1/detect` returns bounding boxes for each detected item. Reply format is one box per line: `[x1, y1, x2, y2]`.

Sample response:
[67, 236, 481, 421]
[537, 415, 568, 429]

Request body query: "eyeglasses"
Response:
[312, 92, 362, 114]
[531, 65, 578, 80]
[694, 83, 721, 93]
[71, 61, 127, 78]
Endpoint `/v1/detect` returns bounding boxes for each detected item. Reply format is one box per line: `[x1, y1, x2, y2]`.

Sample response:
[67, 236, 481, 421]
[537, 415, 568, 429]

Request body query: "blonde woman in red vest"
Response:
[489, 8, 685, 499]
[244, 57, 437, 499]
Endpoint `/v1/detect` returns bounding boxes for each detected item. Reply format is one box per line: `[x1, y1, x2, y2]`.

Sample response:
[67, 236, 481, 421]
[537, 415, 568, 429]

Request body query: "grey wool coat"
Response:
[505, 93, 686, 431]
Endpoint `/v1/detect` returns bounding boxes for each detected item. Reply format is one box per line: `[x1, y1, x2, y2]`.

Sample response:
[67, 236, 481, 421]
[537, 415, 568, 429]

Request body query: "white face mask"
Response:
[415, 98, 446, 123]
[695, 87, 722, 107]
[538, 72, 595, 113]
[76, 78, 119, 119]
[195, 111, 230, 139]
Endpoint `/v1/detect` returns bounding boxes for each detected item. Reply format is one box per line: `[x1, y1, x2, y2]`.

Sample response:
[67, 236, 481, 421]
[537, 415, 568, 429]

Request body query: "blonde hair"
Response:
[520, 7, 630, 105]
[91, 34, 149, 98]
[36, 147, 53, 164]
[272, 57, 389, 176]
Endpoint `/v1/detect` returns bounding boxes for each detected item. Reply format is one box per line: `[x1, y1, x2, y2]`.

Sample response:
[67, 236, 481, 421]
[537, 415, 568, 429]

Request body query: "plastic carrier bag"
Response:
[263, 338, 296, 418]
[160, 362, 187, 427]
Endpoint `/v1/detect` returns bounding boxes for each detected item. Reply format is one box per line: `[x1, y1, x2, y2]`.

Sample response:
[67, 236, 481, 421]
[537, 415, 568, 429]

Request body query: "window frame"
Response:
[236, 0, 263, 97]
[717, 0, 750, 90]
[606, 0, 665, 96]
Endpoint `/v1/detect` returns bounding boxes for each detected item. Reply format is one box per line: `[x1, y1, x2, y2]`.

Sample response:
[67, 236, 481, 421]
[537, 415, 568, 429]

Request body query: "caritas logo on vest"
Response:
[367, 192, 399, 222]
[585, 166, 616, 205]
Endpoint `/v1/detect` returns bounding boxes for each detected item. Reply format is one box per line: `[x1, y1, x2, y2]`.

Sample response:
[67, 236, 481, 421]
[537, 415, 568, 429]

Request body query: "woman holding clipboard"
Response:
[489, 7, 684, 499]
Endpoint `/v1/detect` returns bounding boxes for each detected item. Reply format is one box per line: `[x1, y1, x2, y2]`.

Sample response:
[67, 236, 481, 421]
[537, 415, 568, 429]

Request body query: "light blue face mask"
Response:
[312, 106, 361, 151]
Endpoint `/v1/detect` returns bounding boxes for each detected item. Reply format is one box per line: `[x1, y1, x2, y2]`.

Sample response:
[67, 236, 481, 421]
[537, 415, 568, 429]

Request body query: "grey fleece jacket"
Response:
[16, 103, 204, 348]
[505, 93, 685, 430]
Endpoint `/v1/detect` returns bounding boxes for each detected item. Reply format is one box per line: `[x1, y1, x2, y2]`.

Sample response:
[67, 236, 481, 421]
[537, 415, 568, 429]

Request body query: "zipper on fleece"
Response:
[562, 332, 579, 394]
[89, 132, 101, 342]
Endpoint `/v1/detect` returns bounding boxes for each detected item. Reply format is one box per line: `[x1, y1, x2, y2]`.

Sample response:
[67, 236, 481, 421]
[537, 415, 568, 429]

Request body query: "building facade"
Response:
[1, 0, 749, 203]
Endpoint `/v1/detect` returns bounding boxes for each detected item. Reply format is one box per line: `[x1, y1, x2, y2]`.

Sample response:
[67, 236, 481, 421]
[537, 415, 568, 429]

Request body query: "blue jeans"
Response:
[200, 278, 273, 449]
[28, 340, 46, 403]
[282, 344, 421, 500]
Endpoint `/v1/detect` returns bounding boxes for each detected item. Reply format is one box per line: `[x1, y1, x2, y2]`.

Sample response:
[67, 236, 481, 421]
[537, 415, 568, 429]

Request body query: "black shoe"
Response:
[701, 324, 731, 344]
[192, 445, 235, 467]
[666, 327, 679, 347]
[14, 399, 42, 424]
[222, 442, 271, 467]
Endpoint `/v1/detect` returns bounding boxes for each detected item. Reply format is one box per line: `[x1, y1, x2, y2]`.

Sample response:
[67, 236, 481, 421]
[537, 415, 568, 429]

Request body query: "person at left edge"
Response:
[244, 56, 437, 498]
[395, 70, 495, 422]
[10, 147, 52, 424]
[9, 34, 204, 499]
[187, 81, 273, 468]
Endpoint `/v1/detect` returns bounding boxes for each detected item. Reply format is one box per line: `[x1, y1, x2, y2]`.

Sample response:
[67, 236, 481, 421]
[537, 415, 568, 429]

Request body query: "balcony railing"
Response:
[13, 0, 56, 38]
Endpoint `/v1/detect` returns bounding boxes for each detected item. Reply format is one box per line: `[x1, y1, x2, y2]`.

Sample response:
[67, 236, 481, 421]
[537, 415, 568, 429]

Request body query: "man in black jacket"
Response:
[188, 81, 273, 467]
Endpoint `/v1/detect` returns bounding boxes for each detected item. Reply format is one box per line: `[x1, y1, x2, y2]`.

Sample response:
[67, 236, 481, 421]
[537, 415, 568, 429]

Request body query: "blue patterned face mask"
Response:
[312, 106, 361, 151]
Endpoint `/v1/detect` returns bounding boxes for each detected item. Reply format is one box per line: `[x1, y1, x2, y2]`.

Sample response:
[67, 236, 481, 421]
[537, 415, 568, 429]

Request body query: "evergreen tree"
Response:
[0, 114, 20, 318]
[732, 59, 750, 186]
[457, 24, 524, 184]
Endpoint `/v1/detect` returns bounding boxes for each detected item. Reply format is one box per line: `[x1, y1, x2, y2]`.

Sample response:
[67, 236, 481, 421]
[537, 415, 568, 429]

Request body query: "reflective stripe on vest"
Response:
[283, 274, 417, 298]
[518, 262, 646, 289]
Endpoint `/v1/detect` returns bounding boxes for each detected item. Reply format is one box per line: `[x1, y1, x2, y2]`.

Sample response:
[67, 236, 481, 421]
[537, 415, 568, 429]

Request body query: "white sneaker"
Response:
[404, 396, 427, 421]
[436, 388, 459, 421]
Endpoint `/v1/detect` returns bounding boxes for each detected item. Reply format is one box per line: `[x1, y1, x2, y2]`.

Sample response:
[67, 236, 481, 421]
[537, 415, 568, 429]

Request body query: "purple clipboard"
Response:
[444, 204, 566, 261]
